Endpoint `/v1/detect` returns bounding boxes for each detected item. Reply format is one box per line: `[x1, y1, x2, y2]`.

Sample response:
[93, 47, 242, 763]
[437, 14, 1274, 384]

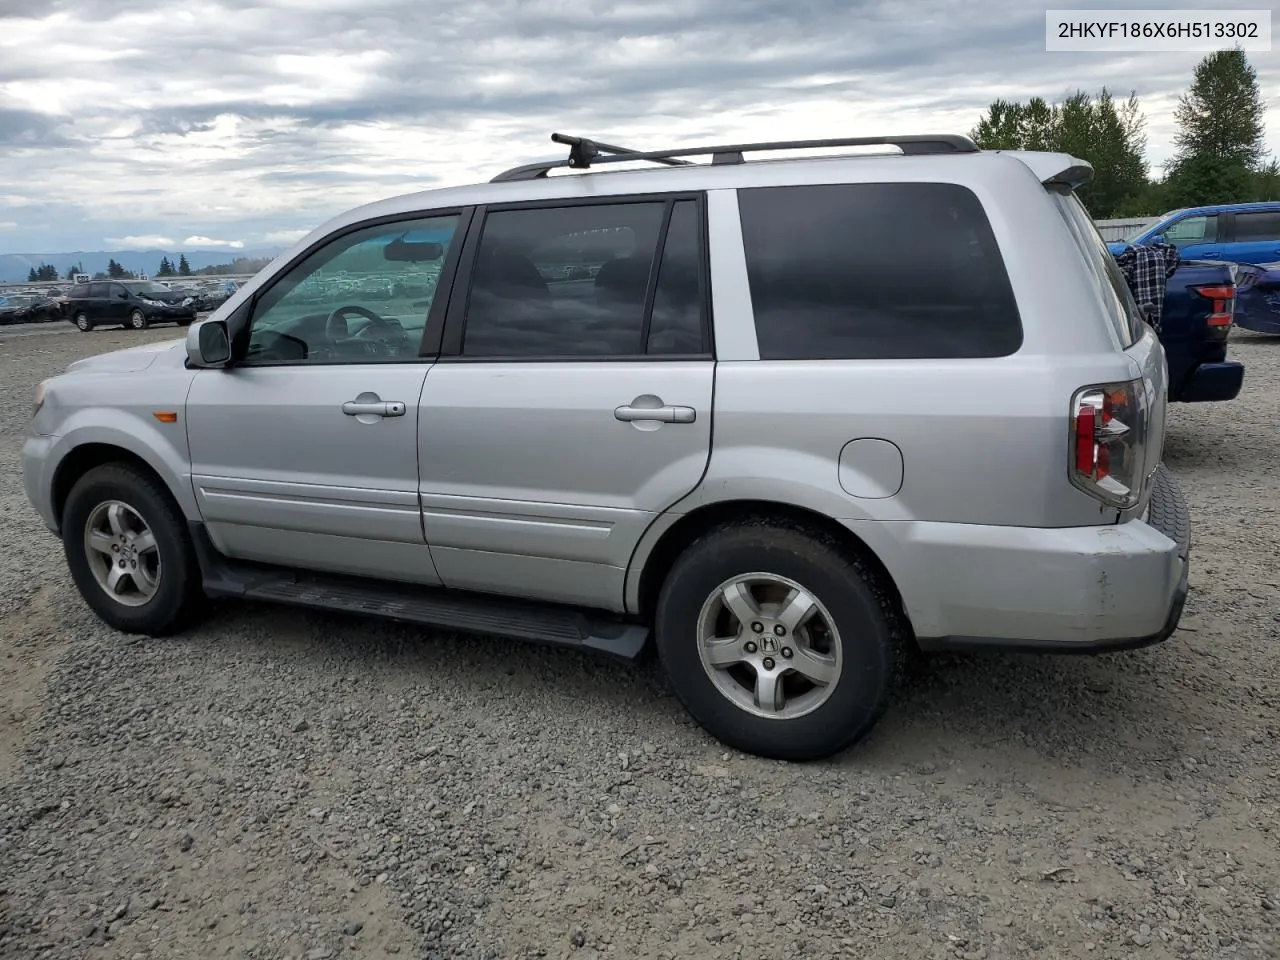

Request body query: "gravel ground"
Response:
[1, 324, 1277, 960]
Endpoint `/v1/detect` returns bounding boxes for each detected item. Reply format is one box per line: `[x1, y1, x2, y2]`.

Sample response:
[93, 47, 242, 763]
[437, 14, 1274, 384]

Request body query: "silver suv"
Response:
[24, 133, 1190, 761]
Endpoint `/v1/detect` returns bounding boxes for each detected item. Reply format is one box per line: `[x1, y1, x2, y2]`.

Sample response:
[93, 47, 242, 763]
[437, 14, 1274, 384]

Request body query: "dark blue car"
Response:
[1108, 202, 1280, 265]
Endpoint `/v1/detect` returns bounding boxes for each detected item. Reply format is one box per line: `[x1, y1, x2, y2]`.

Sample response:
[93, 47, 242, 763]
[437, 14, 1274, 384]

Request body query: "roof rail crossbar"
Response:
[491, 133, 979, 182]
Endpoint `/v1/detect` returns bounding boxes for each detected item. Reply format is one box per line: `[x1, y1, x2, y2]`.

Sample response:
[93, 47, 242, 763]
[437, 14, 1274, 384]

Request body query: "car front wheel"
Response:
[61, 463, 203, 636]
[655, 521, 904, 761]
[128, 309, 148, 330]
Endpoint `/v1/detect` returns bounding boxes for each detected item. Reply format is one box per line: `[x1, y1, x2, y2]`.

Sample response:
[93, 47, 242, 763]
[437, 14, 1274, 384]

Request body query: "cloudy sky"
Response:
[0, 0, 1276, 254]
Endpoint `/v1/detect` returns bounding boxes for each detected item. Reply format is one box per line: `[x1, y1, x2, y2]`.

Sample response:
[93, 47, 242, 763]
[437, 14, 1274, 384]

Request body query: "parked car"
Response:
[1158, 259, 1246, 402]
[0, 294, 63, 325]
[24, 132, 1191, 761]
[60, 280, 198, 331]
[1108, 201, 1280, 264]
[1233, 261, 1280, 334]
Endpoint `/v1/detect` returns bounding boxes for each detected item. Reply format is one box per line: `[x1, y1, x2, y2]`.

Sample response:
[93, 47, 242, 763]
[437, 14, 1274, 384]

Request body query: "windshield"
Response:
[124, 281, 174, 295]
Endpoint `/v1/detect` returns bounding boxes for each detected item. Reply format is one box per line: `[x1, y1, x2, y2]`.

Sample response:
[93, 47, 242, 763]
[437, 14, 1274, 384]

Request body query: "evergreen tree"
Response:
[970, 88, 1148, 217]
[107, 258, 127, 279]
[27, 267, 37, 282]
[178, 254, 191, 276]
[1165, 48, 1269, 206]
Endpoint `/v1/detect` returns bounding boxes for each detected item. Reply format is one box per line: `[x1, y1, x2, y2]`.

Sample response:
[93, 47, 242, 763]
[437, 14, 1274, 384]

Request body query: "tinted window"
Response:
[69, 284, 89, 298]
[738, 183, 1022, 360]
[1162, 214, 1217, 246]
[243, 213, 460, 365]
[461, 201, 669, 358]
[646, 200, 707, 355]
[87, 282, 109, 298]
[1052, 188, 1144, 347]
[111, 284, 130, 299]
[1234, 211, 1280, 242]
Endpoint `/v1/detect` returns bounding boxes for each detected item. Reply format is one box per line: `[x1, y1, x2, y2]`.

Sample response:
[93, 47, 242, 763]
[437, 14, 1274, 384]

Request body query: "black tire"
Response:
[654, 520, 904, 761]
[61, 463, 203, 636]
[128, 309, 148, 330]
[1147, 463, 1190, 556]
[74, 312, 93, 332]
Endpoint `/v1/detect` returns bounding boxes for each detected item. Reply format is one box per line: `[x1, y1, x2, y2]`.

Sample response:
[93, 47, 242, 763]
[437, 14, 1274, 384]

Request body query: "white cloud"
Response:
[0, 221, 18, 230]
[0, 0, 1276, 254]
[183, 235, 245, 248]
[105, 235, 176, 248]
[261, 228, 310, 245]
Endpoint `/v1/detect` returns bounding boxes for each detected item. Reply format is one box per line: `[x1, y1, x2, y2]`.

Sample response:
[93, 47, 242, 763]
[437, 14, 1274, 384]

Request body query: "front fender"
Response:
[42, 409, 199, 530]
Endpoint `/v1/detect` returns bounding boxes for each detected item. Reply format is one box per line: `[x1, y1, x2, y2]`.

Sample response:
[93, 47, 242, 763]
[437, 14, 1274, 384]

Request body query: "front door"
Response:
[185, 210, 465, 584]
[418, 195, 715, 609]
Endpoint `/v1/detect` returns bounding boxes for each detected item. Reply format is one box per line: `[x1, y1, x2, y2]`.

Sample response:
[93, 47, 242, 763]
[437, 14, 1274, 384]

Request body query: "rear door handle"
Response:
[342, 400, 406, 417]
[614, 403, 696, 424]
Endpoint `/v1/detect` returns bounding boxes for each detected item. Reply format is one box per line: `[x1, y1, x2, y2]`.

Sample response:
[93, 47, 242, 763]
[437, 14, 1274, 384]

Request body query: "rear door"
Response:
[85, 282, 113, 320]
[1227, 209, 1280, 264]
[417, 194, 714, 610]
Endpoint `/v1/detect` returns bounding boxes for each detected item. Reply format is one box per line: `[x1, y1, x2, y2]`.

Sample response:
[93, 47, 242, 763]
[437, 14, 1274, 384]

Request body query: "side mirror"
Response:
[187, 319, 231, 367]
[383, 237, 444, 262]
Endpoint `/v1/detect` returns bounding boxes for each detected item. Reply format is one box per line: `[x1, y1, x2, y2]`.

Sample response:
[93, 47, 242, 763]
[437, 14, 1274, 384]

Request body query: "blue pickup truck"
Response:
[1108, 201, 1280, 264]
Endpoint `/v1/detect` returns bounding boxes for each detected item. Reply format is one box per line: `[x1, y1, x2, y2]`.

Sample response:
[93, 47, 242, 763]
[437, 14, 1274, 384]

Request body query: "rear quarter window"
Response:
[1051, 188, 1144, 347]
[737, 181, 1022, 360]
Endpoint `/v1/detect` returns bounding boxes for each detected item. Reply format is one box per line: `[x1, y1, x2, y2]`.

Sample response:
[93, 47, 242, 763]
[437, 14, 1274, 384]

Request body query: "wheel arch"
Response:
[51, 442, 183, 532]
[629, 499, 915, 639]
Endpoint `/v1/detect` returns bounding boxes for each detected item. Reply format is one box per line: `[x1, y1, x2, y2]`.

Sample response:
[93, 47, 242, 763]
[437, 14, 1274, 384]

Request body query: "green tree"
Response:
[106, 258, 126, 279]
[35, 263, 59, 281]
[1165, 47, 1269, 206]
[1172, 47, 1266, 169]
[177, 254, 191, 276]
[27, 267, 37, 282]
[970, 88, 1148, 217]
[157, 256, 174, 277]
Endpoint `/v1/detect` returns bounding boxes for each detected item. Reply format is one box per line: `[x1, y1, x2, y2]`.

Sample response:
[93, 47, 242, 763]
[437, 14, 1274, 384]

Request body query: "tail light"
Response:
[1070, 378, 1149, 509]
[1193, 283, 1235, 338]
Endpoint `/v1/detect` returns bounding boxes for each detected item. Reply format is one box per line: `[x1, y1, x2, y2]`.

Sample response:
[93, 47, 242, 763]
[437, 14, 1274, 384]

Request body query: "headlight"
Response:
[33, 379, 49, 416]
[182, 297, 194, 306]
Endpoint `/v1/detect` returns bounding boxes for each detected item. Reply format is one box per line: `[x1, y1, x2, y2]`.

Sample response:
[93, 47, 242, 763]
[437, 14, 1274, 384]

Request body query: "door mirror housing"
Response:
[187, 319, 231, 367]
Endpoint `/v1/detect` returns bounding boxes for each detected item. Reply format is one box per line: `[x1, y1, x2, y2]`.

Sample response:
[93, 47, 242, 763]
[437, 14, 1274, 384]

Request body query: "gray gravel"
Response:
[1, 324, 1278, 960]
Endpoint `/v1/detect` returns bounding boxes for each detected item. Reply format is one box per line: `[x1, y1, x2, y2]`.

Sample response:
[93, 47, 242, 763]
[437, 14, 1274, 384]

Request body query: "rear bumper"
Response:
[1175, 361, 1244, 403]
[864, 468, 1191, 653]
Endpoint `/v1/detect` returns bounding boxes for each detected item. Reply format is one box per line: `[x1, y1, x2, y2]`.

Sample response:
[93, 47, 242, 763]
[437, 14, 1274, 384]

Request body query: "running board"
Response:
[190, 527, 650, 662]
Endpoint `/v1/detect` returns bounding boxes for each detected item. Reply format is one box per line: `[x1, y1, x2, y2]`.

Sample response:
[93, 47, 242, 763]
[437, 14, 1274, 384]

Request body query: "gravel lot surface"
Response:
[1, 323, 1277, 960]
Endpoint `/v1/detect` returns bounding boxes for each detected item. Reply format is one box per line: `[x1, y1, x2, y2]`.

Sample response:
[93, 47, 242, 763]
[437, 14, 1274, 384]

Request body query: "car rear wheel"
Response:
[61, 463, 203, 636]
[74, 312, 93, 331]
[128, 309, 148, 330]
[654, 520, 904, 761]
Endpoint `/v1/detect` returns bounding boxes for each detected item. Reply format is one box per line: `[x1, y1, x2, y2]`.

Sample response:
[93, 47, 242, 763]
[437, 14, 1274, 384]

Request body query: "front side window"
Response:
[243, 213, 460, 365]
[1162, 214, 1217, 246]
[739, 182, 1022, 360]
[459, 198, 707, 358]
[1234, 211, 1280, 242]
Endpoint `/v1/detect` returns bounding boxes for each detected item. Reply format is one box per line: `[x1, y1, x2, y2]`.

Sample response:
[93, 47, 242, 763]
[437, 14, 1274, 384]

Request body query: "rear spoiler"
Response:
[996, 151, 1094, 189]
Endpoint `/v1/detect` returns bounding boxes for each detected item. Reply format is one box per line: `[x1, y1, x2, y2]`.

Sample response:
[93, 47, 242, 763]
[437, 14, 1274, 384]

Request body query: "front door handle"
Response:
[615, 403, 696, 424]
[342, 399, 406, 418]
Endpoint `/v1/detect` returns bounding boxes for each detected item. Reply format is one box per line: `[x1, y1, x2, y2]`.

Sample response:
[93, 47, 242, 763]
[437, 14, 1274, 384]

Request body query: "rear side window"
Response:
[1051, 188, 1144, 346]
[1234, 211, 1280, 242]
[87, 282, 109, 298]
[69, 284, 89, 298]
[738, 182, 1022, 360]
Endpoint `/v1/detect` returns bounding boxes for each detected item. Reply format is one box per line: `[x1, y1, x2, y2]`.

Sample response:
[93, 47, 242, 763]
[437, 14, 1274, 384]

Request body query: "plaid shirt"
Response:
[1114, 241, 1179, 329]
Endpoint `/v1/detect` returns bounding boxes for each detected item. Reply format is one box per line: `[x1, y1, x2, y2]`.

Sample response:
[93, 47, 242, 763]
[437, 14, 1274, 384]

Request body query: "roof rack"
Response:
[491, 132, 979, 182]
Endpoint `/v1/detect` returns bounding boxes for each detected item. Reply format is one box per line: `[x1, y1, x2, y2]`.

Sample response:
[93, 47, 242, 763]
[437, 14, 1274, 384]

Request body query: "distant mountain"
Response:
[0, 248, 284, 282]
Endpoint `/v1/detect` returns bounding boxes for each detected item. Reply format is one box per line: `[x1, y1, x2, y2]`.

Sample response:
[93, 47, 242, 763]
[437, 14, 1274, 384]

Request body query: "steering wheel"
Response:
[325, 304, 394, 341]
